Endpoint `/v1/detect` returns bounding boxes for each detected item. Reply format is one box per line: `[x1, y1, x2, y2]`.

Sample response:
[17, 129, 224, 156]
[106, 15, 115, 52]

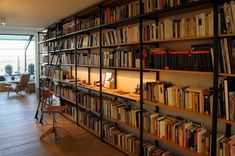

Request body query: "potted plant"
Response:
[28, 63, 35, 75]
[5, 65, 13, 76]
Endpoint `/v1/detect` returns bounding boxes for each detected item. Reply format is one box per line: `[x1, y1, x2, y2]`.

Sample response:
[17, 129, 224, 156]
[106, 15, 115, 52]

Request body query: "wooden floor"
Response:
[0, 92, 124, 156]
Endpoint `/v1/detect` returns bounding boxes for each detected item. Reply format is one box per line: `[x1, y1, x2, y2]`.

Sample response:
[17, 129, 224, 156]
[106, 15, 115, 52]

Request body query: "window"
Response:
[0, 35, 35, 75]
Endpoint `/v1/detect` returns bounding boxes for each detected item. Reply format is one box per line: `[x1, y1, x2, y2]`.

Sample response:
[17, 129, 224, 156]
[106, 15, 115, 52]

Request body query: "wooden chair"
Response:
[39, 104, 69, 142]
[35, 89, 69, 142]
[6, 74, 30, 98]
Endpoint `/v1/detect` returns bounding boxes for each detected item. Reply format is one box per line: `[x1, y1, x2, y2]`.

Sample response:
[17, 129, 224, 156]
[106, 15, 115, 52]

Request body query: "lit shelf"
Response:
[77, 84, 140, 101]
[144, 68, 213, 75]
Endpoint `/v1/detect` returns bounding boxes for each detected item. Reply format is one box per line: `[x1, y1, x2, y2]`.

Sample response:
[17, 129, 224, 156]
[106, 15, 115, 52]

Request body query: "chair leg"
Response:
[35, 101, 41, 120]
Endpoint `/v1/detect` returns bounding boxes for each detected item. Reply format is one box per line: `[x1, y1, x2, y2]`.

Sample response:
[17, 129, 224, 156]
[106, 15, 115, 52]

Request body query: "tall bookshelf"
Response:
[37, 0, 235, 155]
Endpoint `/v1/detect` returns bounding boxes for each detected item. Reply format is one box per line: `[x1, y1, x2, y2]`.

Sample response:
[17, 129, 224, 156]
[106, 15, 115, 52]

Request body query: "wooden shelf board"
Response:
[143, 132, 208, 156]
[61, 64, 75, 66]
[143, 36, 213, 43]
[219, 73, 235, 77]
[62, 97, 76, 105]
[77, 104, 100, 116]
[144, 68, 213, 75]
[78, 123, 100, 137]
[62, 113, 77, 123]
[76, 46, 99, 50]
[76, 84, 140, 101]
[220, 33, 235, 37]
[103, 139, 136, 156]
[61, 48, 75, 52]
[144, 100, 212, 118]
[102, 42, 139, 47]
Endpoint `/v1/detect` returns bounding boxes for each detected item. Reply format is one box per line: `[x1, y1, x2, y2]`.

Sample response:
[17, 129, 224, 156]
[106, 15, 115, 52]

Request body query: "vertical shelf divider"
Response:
[139, 0, 144, 155]
[211, 0, 219, 155]
[99, 5, 103, 140]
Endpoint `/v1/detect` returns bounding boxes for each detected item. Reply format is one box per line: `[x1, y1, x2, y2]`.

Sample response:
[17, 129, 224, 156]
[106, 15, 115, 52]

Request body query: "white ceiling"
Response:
[0, 0, 103, 29]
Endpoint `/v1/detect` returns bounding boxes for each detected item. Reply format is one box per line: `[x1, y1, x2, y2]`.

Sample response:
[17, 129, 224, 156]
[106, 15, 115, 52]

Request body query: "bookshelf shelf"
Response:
[76, 46, 99, 50]
[62, 113, 77, 123]
[101, 16, 140, 28]
[103, 139, 136, 156]
[143, 36, 213, 43]
[220, 33, 235, 38]
[219, 73, 235, 77]
[61, 48, 75, 52]
[78, 122, 100, 137]
[144, 68, 213, 75]
[102, 42, 140, 47]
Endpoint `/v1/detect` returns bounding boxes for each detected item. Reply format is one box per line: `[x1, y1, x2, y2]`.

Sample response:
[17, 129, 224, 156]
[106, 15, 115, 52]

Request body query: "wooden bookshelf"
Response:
[37, 0, 228, 155]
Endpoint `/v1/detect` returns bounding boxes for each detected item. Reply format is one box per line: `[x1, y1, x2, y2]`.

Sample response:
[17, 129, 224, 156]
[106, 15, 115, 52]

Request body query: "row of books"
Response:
[103, 48, 140, 68]
[61, 53, 75, 64]
[77, 90, 100, 113]
[143, 81, 213, 114]
[217, 134, 235, 156]
[143, 45, 214, 72]
[219, 78, 235, 121]
[95, 97, 212, 154]
[77, 52, 100, 66]
[63, 37, 75, 49]
[144, 0, 199, 13]
[77, 32, 100, 48]
[61, 84, 76, 103]
[144, 11, 214, 41]
[102, 24, 139, 46]
[64, 106, 77, 121]
[103, 123, 172, 156]
[219, 38, 235, 74]
[79, 17, 100, 31]
[62, 20, 76, 35]
[48, 41, 60, 52]
[103, 1, 140, 24]
[220, 1, 235, 34]
[78, 109, 101, 134]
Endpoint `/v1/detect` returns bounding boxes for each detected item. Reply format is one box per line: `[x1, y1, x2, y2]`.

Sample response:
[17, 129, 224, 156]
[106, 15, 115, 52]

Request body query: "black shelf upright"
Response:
[139, 0, 144, 155]
[99, 4, 104, 140]
[211, 0, 219, 155]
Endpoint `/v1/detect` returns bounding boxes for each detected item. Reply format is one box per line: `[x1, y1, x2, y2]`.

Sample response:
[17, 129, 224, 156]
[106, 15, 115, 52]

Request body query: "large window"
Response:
[0, 35, 35, 75]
